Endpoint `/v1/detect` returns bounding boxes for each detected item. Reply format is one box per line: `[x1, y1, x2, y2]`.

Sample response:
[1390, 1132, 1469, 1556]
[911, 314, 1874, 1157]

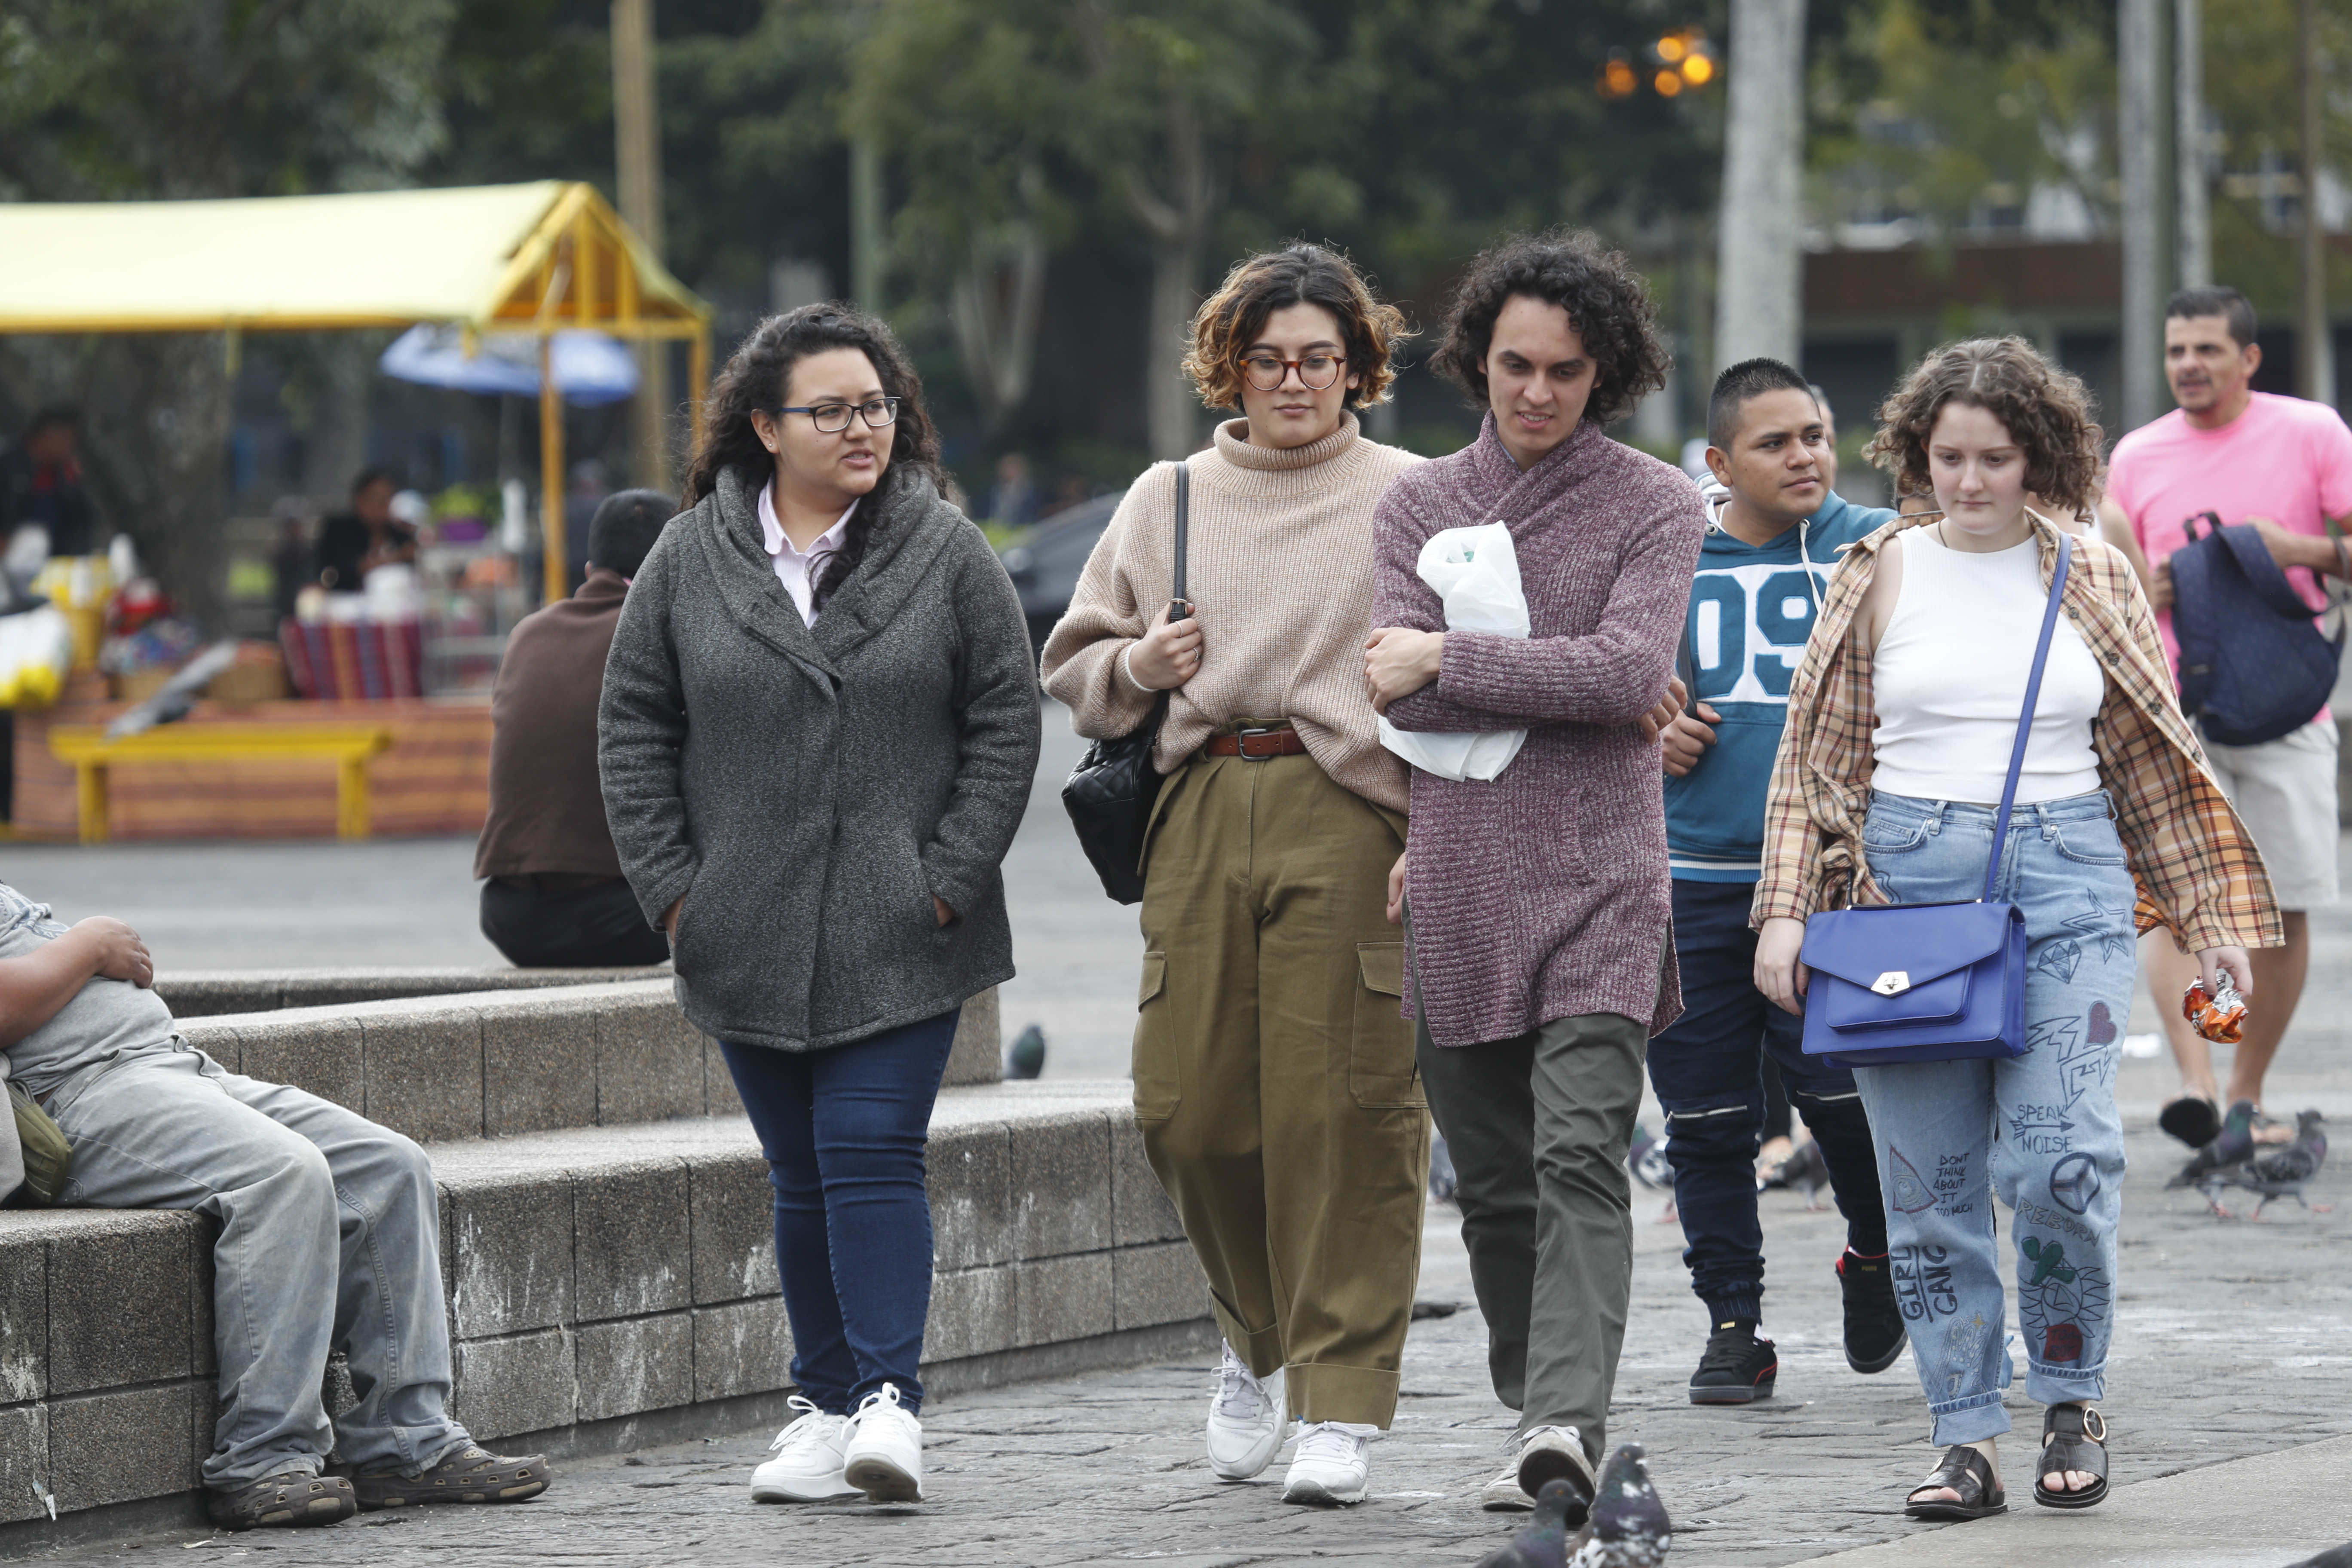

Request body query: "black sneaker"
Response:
[1837, 1249, 1907, 1374]
[1687, 1326, 1777, 1405]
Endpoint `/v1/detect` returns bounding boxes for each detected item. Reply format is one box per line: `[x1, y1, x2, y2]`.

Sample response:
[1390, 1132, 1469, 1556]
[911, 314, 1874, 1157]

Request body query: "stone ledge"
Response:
[154, 966, 674, 1019]
[163, 982, 1004, 1147]
[0, 1080, 1204, 1537]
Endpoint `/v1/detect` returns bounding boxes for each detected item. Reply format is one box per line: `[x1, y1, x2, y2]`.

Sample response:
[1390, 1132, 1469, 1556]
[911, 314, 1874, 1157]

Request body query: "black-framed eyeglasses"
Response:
[1239, 352, 1346, 392]
[765, 397, 901, 434]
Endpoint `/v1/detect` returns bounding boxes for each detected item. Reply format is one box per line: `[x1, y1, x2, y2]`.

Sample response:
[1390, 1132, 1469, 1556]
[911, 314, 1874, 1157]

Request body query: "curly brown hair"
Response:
[1184, 243, 1409, 412]
[1431, 228, 1670, 426]
[682, 303, 943, 604]
[1865, 337, 2105, 516]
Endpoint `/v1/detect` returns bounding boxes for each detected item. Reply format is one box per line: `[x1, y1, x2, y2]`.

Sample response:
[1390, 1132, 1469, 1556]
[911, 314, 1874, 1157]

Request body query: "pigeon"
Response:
[2216, 1109, 2329, 1219]
[1565, 1443, 1672, 1568]
[2166, 1096, 2257, 1211]
[104, 638, 240, 739]
[1764, 1139, 1830, 1210]
[2284, 1544, 2352, 1568]
[1004, 1024, 1045, 1080]
[1430, 1133, 1460, 1204]
[1475, 1477, 1579, 1568]
[1627, 1125, 1673, 1191]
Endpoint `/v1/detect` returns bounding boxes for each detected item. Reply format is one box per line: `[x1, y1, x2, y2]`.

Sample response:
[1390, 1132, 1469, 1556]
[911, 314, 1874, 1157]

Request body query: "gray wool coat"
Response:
[598, 462, 1041, 1053]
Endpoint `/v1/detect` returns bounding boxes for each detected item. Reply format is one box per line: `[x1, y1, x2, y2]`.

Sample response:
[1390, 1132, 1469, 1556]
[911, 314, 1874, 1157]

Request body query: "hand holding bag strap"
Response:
[1981, 532, 2075, 902]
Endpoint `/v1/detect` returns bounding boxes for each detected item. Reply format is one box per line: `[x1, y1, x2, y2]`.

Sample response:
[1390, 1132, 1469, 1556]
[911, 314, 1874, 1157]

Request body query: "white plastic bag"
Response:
[1377, 521, 1530, 781]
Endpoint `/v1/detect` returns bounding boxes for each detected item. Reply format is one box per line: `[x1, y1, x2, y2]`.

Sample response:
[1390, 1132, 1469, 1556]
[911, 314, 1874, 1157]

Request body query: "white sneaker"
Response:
[1280, 1421, 1376, 1506]
[1479, 1459, 1534, 1512]
[1205, 1342, 1288, 1480]
[840, 1383, 924, 1503]
[1511, 1424, 1594, 1523]
[750, 1395, 861, 1502]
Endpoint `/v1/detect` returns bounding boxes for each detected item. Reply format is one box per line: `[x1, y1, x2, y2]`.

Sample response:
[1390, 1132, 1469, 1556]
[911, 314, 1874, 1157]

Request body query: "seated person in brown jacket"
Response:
[476, 489, 676, 967]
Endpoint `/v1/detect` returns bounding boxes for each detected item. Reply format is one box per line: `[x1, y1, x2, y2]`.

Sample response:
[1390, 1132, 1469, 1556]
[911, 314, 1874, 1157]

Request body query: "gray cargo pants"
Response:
[1415, 1009, 1647, 1464]
[49, 1045, 471, 1489]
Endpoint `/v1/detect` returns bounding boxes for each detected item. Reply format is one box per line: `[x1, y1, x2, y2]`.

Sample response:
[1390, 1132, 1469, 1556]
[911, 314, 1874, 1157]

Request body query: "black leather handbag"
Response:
[1062, 462, 1190, 904]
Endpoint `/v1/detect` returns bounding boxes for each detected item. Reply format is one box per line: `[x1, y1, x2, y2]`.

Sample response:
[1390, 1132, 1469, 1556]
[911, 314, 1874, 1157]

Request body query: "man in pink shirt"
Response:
[2104, 286, 2352, 1145]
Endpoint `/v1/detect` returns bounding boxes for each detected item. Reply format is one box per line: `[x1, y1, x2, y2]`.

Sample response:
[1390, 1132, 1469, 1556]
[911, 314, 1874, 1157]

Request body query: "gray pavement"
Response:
[8, 715, 2352, 1564]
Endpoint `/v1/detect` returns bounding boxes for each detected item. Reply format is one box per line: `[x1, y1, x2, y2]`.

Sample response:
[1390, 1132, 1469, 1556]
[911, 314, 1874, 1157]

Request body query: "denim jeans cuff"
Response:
[2024, 1363, 2106, 1407]
[1926, 1390, 2011, 1446]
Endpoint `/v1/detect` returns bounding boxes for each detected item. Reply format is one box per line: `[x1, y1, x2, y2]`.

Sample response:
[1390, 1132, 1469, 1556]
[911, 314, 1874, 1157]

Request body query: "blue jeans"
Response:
[720, 1007, 960, 1415]
[51, 1046, 469, 1488]
[1851, 790, 2135, 1444]
[1648, 879, 1887, 1325]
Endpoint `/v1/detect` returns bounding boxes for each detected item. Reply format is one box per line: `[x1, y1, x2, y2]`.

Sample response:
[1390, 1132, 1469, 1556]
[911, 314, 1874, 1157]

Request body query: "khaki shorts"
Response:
[2197, 715, 2341, 911]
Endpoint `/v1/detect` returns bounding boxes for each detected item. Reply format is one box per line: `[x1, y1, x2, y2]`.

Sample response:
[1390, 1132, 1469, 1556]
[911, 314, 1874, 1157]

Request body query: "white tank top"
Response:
[1871, 531, 2106, 805]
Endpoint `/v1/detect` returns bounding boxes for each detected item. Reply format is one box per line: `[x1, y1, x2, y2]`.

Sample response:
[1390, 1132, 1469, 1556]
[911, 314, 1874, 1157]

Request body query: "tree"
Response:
[853, 0, 1320, 459]
[0, 0, 453, 629]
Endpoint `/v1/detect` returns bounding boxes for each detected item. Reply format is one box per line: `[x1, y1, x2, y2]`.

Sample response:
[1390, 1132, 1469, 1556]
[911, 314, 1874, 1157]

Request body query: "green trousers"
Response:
[1413, 976, 1648, 1462]
[1133, 746, 1429, 1428]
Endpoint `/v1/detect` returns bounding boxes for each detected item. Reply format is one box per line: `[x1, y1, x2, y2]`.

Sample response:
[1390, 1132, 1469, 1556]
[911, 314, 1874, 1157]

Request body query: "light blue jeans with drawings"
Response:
[49, 1044, 472, 1488]
[1845, 788, 2135, 1446]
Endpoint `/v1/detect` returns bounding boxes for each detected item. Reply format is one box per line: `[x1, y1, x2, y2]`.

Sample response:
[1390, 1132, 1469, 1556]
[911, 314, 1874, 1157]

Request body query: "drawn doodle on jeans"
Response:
[2086, 1001, 2118, 1045]
[2009, 1102, 2076, 1158]
[2034, 939, 2082, 984]
[1942, 1311, 1992, 1398]
[2019, 1259, 2109, 1366]
[2021, 1236, 2076, 1286]
[2061, 895, 2135, 963]
[1887, 1148, 1938, 1214]
[2024, 1014, 2077, 1063]
[1892, 1244, 1958, 1323]
[2022, 1201, 2096, 1243]
[2048, 1152, 2102, 1215]
[1932, 1153, 1975, 1215]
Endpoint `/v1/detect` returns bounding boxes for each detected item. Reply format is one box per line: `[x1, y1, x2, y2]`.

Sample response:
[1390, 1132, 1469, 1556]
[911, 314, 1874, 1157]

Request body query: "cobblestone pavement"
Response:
[35, 1075, 2352, 1567]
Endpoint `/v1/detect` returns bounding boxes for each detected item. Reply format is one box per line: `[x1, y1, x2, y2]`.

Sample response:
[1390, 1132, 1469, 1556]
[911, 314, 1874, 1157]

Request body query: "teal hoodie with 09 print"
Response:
[1664, 488, 1896, 883]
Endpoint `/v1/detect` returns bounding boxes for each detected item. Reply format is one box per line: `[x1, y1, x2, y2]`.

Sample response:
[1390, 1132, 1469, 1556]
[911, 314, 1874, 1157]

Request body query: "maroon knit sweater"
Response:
[1374, 416, 1705, 1047]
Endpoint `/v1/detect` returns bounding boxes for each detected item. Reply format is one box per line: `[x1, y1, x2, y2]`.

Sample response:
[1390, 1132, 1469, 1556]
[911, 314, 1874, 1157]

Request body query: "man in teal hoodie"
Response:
[1654, 359, 1901, 1405]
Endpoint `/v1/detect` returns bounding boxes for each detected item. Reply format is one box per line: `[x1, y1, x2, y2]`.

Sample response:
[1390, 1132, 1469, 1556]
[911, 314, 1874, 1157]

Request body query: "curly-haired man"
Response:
[1363, 228, 1703, 1518]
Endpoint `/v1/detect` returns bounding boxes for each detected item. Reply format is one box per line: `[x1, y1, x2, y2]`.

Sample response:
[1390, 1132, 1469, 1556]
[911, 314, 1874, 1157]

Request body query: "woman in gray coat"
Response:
[599, 304, 1039, 1508]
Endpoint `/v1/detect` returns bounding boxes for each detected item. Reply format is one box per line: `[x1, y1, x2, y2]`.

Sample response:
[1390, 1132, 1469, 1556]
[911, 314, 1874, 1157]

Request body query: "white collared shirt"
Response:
[756, 484, 856, 626]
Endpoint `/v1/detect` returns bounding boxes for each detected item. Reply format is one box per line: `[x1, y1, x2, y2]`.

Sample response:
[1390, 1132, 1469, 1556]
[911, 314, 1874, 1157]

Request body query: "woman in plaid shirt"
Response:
[1752, 338, 2278, 1524]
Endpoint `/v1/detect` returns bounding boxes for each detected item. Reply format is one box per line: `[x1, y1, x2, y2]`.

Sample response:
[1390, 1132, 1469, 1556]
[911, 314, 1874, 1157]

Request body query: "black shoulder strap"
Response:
[1171, 461, 1190, 616]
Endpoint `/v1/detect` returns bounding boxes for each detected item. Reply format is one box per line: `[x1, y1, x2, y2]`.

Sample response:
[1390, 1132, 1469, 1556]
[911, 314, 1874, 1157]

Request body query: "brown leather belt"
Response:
[1206, 725, 1308, 760]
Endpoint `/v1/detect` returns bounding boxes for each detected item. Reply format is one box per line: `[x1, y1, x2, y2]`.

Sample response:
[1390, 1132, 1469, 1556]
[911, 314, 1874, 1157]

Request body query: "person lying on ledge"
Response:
[0, 885, 552, 1531]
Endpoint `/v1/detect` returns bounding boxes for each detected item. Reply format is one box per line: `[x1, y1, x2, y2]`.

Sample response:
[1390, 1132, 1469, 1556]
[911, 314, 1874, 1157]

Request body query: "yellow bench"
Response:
[47, 724, 396, 844]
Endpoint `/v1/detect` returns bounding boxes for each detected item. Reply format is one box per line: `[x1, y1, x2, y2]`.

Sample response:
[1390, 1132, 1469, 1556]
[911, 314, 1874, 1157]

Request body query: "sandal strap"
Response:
[2043, 1404, 2107, 1445]
[1912, 1444, 1997, 1504]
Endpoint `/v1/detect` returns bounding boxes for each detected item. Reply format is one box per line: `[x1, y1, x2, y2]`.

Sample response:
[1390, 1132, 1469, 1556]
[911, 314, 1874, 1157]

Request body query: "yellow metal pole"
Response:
[689, 325, 711, 453]
[541, 331, 567, 605]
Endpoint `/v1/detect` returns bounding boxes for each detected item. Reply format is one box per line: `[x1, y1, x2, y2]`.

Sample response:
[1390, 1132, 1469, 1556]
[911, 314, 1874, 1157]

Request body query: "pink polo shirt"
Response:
[756, 484, 857, 626]
[2105, 391, 2352, 674]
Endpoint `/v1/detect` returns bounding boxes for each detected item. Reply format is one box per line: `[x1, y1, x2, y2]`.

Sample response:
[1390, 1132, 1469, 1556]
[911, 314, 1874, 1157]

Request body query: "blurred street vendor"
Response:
[314, 468, 418, 592]
[475, 488, 675, 968]
[1, 406, 97, 560]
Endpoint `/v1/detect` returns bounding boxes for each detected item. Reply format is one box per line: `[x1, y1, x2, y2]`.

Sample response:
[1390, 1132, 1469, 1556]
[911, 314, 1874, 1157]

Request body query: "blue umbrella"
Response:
[378, 324, 639, 406]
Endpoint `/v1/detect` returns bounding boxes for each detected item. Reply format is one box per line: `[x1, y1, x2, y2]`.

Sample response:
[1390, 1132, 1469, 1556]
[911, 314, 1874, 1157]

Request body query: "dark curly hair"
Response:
[1432, 227, 1670, 427]
[683, 303, 944, 604]
[1865, 337, 2104, 517]
[1183, 243, 1409, 412]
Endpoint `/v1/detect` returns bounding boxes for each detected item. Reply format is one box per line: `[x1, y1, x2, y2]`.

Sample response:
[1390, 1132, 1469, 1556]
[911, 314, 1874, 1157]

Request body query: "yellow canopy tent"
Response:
[0, 180, 713, 603]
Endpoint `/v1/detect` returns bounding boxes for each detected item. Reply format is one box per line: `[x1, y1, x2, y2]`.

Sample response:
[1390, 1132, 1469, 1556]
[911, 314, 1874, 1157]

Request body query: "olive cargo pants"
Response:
[1134, 746, 1430, 1428]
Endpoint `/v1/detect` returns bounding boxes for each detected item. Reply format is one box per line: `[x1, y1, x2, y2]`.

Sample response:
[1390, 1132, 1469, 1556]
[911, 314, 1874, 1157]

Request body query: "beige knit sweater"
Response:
[1040, 412, 1422, 814]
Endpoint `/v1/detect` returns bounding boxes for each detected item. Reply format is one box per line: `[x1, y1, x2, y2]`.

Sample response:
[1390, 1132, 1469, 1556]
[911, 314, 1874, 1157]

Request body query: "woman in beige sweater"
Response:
[1040, 245, 1425, 1507]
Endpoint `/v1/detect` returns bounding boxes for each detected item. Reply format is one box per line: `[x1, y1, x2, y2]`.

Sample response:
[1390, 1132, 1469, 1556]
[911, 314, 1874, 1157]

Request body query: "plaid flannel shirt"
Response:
[1752, 513, 2282, 954]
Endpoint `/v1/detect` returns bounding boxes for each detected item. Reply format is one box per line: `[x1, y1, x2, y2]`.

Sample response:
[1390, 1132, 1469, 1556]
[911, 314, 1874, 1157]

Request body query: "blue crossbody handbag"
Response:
[1796, 533, 2073, 1069]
